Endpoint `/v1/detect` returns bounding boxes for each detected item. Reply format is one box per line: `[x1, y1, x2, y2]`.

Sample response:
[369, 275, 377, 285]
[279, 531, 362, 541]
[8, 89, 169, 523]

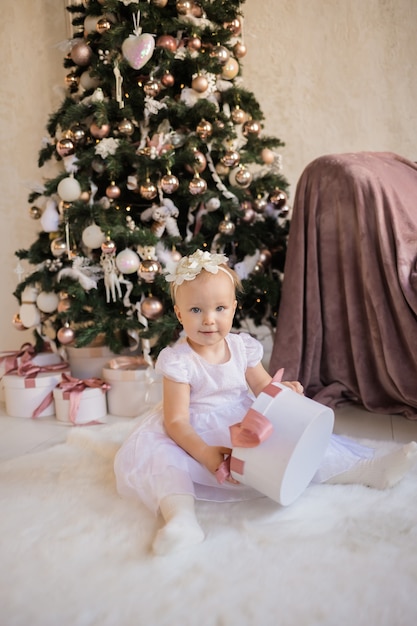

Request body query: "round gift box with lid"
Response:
[66, 345, 117, 379]
[3, 371, 66, 418]
[102, 357, 162, 417]
[230, 383, 334, 506]
[53, 386, 107, 425]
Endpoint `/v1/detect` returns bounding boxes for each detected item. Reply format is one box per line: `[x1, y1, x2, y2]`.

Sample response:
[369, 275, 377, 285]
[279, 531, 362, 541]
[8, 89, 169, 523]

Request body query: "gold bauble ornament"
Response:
[29, 206, 42, 220]
[218, 219, 236, 235]
[231, 107, 247, 124]
[12, 313, 27, 331]
[232, 166, 252, 188]
[106, 182, 121, 200]
[101, 238, 117, 255]
[70, 124, 87, 145]
[189, 174, 207, 195]
[138, 259, 162, 283]
[160, 173, 180, 194]
[243, 119, 262, 137]
[176, 0, 193, 14]
[118, 119, 135, 136]
[57, 323, 75, 345]
[56, 137, 75, 157]
[185, 150, 207, 174]
[221, 149, 240, 168]
[253, 196, 268, 212]
[210, 45, 230, 65]
[140, 180, 158, 200]
[269, 189, 288, 208]
[151, 0, 168, 6]
[196, 119, 212, 140]
[224, 18, 242, 36]
[50, 238, 67, 258]
[161, 71, 175, 87]
[143, 79, 161, 97]
[96, 17, 112, 34]
[221, 57, 239, 80]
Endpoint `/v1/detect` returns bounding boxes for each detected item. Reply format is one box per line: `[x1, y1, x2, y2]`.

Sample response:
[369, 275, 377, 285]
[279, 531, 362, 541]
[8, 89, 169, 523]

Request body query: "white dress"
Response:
[114, 332, 373, 514]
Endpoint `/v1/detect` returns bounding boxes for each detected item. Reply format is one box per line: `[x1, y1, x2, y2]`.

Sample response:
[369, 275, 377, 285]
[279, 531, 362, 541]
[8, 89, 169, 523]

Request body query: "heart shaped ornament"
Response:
[122, 33, 155, 70]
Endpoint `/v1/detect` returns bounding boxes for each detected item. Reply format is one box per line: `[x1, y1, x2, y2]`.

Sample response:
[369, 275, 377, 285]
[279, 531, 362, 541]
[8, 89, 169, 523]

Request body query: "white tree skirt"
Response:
[1, 418, 416, 626]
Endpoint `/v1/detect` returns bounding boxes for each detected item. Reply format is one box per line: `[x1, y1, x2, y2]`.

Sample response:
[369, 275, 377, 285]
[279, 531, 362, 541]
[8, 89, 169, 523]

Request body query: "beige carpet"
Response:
[1, 418, 417, 626]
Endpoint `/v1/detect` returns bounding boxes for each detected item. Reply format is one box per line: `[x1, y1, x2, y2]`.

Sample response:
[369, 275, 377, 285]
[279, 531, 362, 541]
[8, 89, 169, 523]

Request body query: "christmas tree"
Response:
[14, 0, 290, 363]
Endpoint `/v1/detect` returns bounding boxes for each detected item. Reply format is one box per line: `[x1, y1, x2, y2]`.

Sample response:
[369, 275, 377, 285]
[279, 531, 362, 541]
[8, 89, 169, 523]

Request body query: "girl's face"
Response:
[174, 270, 237, 353]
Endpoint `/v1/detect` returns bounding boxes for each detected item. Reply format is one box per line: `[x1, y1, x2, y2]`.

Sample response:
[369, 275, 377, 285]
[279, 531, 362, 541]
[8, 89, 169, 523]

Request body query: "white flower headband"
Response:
[165, 249, 233, 288]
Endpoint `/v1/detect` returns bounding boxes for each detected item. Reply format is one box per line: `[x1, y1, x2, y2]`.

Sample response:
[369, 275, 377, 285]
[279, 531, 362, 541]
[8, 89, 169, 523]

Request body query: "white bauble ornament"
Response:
[36, 291, 59, 313]
[57, 176, 81, 202]
[116, 248, 140, 274]
[82, 223, 106, 249]
[40, 199, 60, 233]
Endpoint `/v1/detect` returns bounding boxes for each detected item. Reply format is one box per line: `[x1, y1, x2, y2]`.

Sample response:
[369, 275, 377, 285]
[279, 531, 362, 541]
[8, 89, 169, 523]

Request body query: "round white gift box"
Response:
[53, 387, 107, 425]
[3, 371, 65, 418]
[230, 383, 334, 506]
[103, 359, 162, 417]
[66, 345, 117, 379]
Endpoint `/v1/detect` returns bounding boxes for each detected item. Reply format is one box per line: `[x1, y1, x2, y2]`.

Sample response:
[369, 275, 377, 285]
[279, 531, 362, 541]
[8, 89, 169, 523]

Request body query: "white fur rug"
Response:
[1, 418, 417, 626]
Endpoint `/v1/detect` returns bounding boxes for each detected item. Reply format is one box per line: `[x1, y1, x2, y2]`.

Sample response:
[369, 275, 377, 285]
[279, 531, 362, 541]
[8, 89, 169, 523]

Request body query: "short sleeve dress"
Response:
[114, 332, 264, 513]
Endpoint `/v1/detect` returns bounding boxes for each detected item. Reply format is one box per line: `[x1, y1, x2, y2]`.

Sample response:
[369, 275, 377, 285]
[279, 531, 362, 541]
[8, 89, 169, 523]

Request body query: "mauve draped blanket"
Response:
[269, 152, 417, 418]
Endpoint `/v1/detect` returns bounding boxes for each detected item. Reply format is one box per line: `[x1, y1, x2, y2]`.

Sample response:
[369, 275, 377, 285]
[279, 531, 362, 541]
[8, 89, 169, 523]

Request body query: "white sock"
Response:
[325, 441, 417, 490]
[152, 494, 205, 556]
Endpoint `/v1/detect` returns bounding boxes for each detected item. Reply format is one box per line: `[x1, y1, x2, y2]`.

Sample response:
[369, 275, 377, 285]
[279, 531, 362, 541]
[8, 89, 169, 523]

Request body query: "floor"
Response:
[1, 400, 417, 462]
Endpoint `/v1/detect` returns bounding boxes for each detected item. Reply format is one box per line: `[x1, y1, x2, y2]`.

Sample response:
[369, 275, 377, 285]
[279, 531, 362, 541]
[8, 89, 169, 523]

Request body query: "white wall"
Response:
[1, 0, 416, 350]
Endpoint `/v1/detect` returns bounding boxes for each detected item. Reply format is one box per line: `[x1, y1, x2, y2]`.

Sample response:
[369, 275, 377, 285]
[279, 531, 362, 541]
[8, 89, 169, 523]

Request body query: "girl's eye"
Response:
[216, 306, 225, 312]
[191, 307, 201, 313]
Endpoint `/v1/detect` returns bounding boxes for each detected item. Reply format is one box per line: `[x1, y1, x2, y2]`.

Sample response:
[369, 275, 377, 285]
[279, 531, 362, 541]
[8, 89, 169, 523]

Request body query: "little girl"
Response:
[114, 249, 417, 556]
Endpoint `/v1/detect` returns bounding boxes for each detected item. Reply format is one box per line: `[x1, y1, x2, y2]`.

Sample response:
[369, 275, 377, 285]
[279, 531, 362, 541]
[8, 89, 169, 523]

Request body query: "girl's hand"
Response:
[281, 380, 304, 395]
[203, 445, 239, 483]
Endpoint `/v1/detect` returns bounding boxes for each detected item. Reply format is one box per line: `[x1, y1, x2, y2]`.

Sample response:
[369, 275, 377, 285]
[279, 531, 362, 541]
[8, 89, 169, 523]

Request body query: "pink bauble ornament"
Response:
[138, 259, 161, 283]
[221, 57, 239, 80]
[57, 324, 75, 345]
[191, 74, 208, 93]
[156, 35, 177, 52]
[106, 182, 121, 199]
[224, 18, 242, 36]
[70, 41, 92, 66]
[141, 296, 164, 320]
[235, 167, 253, 188]
[233, 41, 247, 58]
[151, 0, 168, 6]
[185, 151, 207, 174]
[187, 36, 202, 52]
[57, 176, 81, 202]
[261, 148, 275, 164]
[253, 196, 268, 212]
[116, 248, 140, 274]
[90, 122, 111, 138]
[160, 173, 179, 194]
[176, 0, 193, 14]
[270, 189, 288, 208]
[122, 33, 155, 70]
[161, 71, 175, 87]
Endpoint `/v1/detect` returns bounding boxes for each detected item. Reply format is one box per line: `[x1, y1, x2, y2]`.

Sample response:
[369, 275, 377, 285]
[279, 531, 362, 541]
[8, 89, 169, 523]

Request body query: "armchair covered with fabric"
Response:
[269, 152, 417, 418]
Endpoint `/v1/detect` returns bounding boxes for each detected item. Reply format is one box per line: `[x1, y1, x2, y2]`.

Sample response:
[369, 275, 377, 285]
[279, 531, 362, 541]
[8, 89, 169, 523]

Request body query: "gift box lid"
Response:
[3, 371, 67, 389]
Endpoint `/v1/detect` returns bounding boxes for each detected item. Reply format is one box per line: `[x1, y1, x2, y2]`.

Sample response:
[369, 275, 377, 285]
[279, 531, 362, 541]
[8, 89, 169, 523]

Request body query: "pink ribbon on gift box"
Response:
[215, 368, 284, 484]
[56, 373, 110, 425]
[0, 343, 36, 378]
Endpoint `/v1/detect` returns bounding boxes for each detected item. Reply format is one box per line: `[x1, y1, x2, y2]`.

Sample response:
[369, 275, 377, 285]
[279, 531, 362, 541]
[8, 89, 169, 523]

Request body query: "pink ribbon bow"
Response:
[56, 373, 111, 425]
[215, 368, 284, 484]
[0, 343, 36, 378]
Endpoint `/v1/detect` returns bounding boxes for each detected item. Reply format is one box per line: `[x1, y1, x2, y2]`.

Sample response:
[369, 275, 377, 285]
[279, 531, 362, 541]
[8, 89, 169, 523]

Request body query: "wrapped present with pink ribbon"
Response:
[3, 353, 70, 419]
[53, 373, 110, 425]
[0, 343, 37, 379]
[216, 369, 334, 506]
